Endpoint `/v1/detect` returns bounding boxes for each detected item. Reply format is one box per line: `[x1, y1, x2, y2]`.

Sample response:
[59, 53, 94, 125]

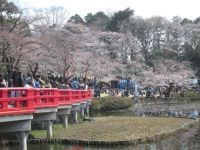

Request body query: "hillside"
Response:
[32, 23, 195, 85]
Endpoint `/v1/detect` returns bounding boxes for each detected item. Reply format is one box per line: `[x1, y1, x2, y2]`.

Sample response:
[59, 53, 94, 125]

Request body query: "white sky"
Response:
[15, 0, 199, 20]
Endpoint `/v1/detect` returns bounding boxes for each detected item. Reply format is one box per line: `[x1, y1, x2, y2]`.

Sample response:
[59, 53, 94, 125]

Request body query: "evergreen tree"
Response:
[68, 14, 85, 24]
[106, 8, 134, 32]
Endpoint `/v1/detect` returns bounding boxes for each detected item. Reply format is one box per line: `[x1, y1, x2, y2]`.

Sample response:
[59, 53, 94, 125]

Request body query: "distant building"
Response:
[188, 78, 198, 86]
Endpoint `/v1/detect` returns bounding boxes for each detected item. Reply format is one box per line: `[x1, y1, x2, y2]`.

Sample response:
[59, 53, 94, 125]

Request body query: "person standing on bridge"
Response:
[0, 74, 6, 87]
[34, 74, 45, 88]
[24, 81, 34, 88]
[11, 69, 24, 87]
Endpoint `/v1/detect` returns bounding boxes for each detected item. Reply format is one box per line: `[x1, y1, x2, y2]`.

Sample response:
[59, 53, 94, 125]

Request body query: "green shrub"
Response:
[90, 96, 132, 114]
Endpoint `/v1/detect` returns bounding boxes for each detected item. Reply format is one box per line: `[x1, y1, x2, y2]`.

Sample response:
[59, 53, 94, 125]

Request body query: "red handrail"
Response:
[33, 88, 59, 108]
[0, 88, 92, 116]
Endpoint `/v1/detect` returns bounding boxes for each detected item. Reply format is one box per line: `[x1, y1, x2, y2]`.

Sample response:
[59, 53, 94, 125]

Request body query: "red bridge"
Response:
[0, 88, 93, 150]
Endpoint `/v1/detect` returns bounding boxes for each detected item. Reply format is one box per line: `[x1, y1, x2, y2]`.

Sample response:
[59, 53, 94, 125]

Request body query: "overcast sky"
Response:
[15, 0, 199, 20]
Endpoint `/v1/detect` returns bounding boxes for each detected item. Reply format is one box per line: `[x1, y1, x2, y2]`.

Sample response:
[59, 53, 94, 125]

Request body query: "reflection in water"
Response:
[1, 128, 200, 150]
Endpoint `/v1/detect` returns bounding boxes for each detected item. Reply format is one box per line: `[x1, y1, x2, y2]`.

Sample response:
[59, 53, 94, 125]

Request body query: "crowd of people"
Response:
[0, 69, 199, 100]
[0, 69, 89, 90]
[93, 79, 200, 101]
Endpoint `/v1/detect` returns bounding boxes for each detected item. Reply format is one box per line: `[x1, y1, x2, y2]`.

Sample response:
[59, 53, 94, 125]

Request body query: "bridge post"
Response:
[73, 110, 78, 123]
[34, 108, 57, 139]
[80, 102, 87, 119]
[81, 107, 85, 118]
[71, 103, 80, 123]
[62, 115, 68, 127]
[86, 100, 91, 117]
[46, 121, 53, 139]
[86, 105, 90, 117]
[57, 106, 72, 127]
[0, 115, 32, 150]
[41, 122, 45, 130]
[16, 131, 28, 150]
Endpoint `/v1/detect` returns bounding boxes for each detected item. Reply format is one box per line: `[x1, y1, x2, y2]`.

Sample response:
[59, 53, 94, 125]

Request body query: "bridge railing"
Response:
[58, 90, 92, 105]
[58, 89, 73, 106]
[33, 88, 59, 108]
[0, 88, 35, 116]
[0, 88, 92, 116]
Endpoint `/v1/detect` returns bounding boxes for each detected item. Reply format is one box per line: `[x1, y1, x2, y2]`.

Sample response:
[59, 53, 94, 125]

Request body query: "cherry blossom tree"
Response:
[0, 0, 45, 86]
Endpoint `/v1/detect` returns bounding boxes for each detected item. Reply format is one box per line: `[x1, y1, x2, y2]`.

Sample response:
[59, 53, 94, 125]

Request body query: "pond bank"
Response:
[129, 101, 200, 117]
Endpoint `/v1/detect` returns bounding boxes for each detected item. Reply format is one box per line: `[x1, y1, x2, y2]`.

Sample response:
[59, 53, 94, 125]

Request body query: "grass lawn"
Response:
[31, 116, 195, 142]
